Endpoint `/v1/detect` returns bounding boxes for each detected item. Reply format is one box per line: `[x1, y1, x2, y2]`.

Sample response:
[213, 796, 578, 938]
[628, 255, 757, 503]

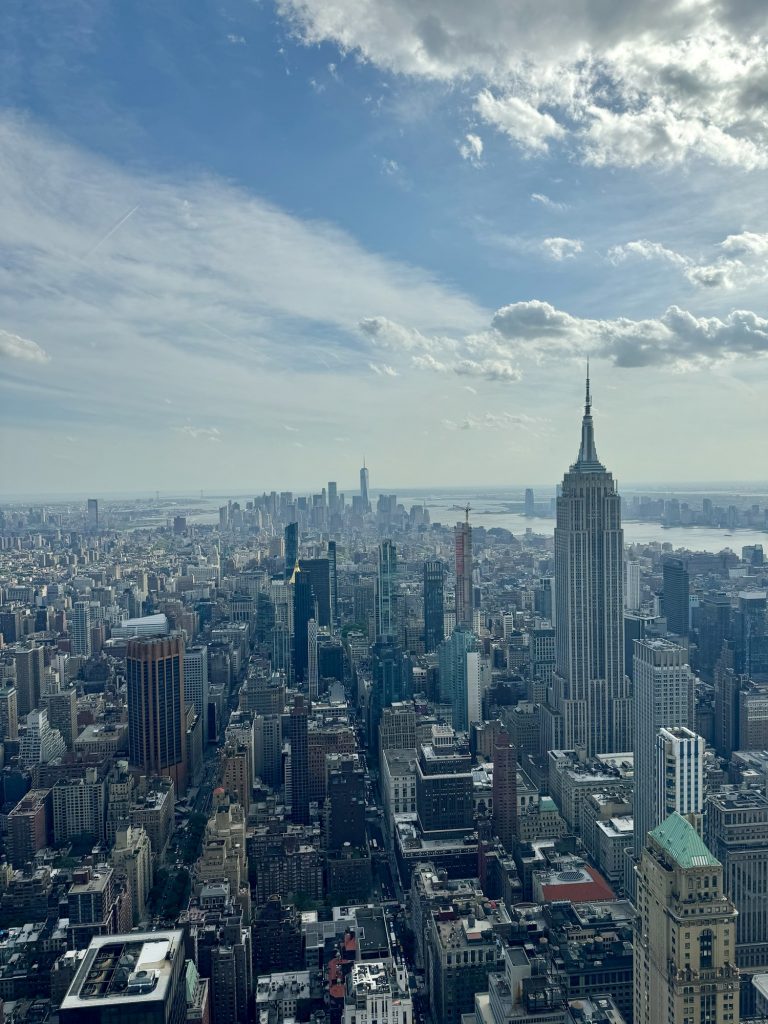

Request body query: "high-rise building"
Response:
[524, 488, 535, 516]
[307, 618, 319, 702]
[661, 557, 690, 635]
[634, 814, 739, 1024]
[184, 646, 210, 745]
[126, 634, 187, 796]
[290, 695, 310, 825]
[655, 726, 704, 831]
[438, 627, 480, 733]
[699, 592, 732, 682]
[327, 480, 338, 513]
[624, 559, 642, 611]
[292, 569, 317, 684]
[298, 558, 331, 627]
[376, 539, 397, 639]
[326, 752, 366, 850]
[71, 601, 92, 657]
[633, 638, 694, 858]
[369, 637, 409, 754]
[423, 560, 445, 653]
[284, 521, 298, 581]
[328, 539, 338, 629]
[360, 462, 370, 512]
[0, 681, 19, 740]
[416, 725, 474, 839]
[492, 730, 517, 851]
[60, 930, 187, 1024]
[19, 707, 67, 767]
[45, 685, 78, 749]
[543, 375, 630, 755]
[14, 643, 44, 717]
[454, 515, 473, 629]
[86, 498, 99, 531]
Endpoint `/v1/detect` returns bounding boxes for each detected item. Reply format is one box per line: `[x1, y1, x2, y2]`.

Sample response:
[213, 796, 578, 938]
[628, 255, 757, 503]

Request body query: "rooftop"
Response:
[60, 931, 181, 1009]
[649, 812, 720, 869]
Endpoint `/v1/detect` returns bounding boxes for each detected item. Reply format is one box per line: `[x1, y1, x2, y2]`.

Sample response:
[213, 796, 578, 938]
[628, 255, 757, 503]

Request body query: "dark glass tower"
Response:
[292, 570, 317, 684]
[298, 558, 331, 628]
[289, 695, 310, 825]
[423, 559, 445, 653]
[662, 557, 690, 635]
[284, 521, 298, 581]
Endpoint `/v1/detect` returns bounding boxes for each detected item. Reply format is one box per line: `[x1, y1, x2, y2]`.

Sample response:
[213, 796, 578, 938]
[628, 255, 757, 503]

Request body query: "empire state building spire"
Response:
[574, 362, 604, 471]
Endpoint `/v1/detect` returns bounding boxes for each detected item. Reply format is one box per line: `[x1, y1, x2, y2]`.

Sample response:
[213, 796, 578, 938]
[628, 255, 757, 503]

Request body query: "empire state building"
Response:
[542, 375, 631, 756]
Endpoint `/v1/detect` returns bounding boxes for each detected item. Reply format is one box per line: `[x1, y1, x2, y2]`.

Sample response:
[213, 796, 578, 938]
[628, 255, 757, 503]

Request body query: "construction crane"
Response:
[450, 503, 472, 523]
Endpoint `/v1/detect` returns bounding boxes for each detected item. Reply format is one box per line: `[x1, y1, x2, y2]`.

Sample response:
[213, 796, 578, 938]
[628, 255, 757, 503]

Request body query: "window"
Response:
[700, 930, 713, 969]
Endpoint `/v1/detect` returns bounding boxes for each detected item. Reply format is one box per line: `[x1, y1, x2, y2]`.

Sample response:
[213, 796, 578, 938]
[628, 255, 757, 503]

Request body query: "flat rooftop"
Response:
[60, 930, 182, 1010]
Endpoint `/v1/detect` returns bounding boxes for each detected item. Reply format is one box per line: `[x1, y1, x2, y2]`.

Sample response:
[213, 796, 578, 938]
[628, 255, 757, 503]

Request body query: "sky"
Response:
[1, 0, 768, 495]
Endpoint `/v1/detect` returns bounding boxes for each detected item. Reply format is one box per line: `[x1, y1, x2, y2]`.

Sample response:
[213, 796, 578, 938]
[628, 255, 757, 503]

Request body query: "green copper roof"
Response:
[649, 812, 720, 869]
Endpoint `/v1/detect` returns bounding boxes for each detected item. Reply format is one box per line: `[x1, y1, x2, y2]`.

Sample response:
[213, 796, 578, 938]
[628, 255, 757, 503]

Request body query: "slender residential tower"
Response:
[454, 509, 473, 629]
[542, 372, 631, 755]
[360, 460, 370, 512]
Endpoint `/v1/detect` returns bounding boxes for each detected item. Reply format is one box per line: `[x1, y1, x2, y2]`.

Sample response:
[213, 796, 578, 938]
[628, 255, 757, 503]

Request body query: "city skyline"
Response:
[2, 4, 768, 491]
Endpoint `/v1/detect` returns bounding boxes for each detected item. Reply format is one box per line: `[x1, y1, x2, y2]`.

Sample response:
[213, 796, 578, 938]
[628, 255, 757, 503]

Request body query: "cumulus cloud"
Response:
[458, 133, 484, 164]
[0, 328, 50, 363]
[361, 316, 522, 382]
[541, 237, 583, 261]
[368, 298, 768, 377]
[475, 91, 565, 154]
[277, 0, 768, 170]
[610, 230, 768, 290]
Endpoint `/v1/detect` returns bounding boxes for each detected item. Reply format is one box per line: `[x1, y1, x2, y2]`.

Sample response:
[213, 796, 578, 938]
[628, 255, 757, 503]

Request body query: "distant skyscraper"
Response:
[624, 559, 642, 611]
[633, 638, 694, 859]
[360, 461, 370, 512]
[454, 514, 473, 629]
[307, 618, 319, 703]
[290, 695, 309, 825]
[327, 480, 338, 513]
[423, 560, 445, 653]
[438, 627, 480, 733]
[543, 374, 630, 755]
[662, 557, 689, 635]
[376, 539, 397, 639]
[492, 729, 517, 851]
[524, 488, 534, 517]
[292, 569, 317, 684]
[127, 634, 187, 795]
[86, 498, 99, 531]
[328, 540, 338, 631]
[634, 814, 739, 1024]
[71, 601, 92, 658]
[14, 643, 44, 717]
[298, 558, 331, 627]
[284, 522, 298, 581]
[184, 646, 210, 744]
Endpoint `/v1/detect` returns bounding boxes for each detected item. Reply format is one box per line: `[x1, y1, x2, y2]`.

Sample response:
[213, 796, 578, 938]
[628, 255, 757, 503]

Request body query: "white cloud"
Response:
[0, 328, 50, 363]
[368, 362, 399, 377]
[475, 91, 564, 155]
[530, 192, 568, 211]
[458, 133, 484, 164]
[610, 231, 768, 290]
[442, 411, 548, 432]
[371, 297, 768, 377]
[277, 0, 768, 170]
[541, 237, 583, 261]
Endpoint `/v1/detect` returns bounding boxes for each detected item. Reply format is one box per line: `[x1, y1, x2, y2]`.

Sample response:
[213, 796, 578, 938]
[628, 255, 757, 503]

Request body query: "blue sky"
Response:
[2, 0, 768, 494]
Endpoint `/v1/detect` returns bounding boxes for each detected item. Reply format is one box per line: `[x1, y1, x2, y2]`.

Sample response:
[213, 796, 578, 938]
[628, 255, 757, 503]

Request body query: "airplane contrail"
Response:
[86, 204, 140, 256]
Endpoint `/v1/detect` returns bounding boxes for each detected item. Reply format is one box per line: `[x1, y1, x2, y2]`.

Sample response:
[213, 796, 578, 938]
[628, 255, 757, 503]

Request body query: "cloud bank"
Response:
[278, 0, 768, 169]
